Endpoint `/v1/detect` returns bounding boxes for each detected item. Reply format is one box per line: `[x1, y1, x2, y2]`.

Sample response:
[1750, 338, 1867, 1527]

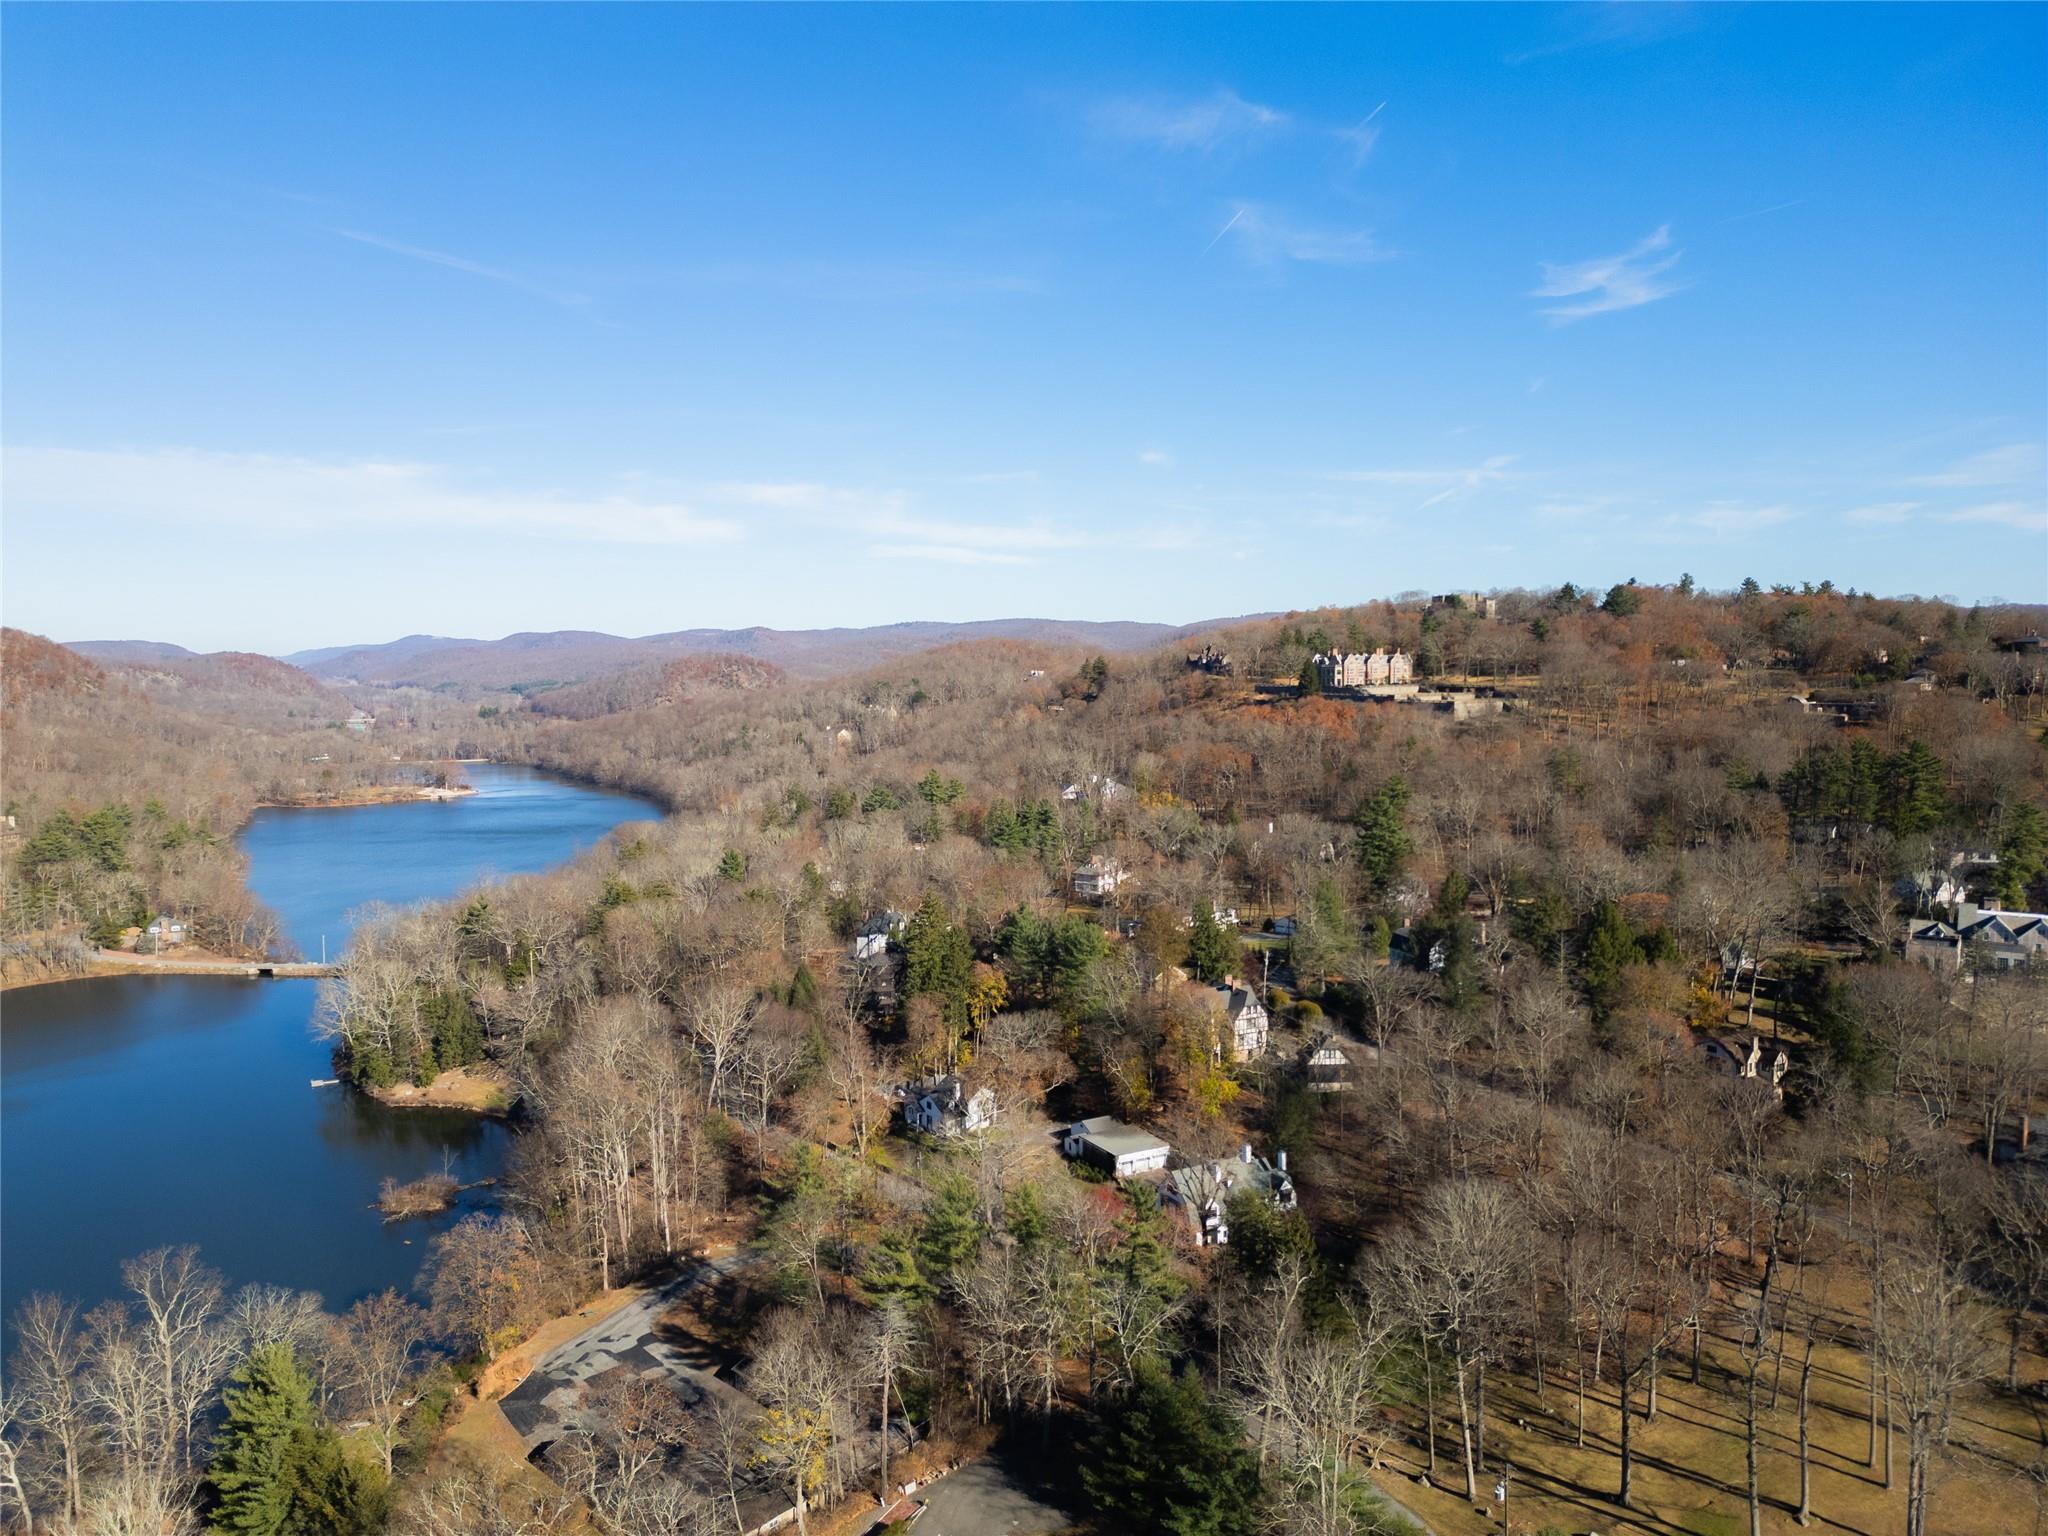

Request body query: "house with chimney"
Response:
[900, 1074, 995, 1137]
[1073, 856, 1129, 901]
[1310, 649, 1414, 690]
[1207, 979, 1270, 1063]
[1907, 902, 2048, 972]
[1163, 1145, 1297, 1247]
[852, 910, 907, 961]
[1701, 1034, 1790, 1101]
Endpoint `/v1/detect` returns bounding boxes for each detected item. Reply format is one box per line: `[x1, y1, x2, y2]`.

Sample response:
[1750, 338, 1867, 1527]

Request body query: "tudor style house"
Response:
[1300, 1030, 1374, 1092]
[1163, 1145, 1296, 1247]
[1209, 979, 1270, 1063]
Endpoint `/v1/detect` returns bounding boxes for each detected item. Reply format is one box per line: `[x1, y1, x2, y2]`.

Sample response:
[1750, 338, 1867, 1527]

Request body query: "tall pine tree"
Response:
[1351, 777, 1412, 894]
[208, 1344, 380, 1536]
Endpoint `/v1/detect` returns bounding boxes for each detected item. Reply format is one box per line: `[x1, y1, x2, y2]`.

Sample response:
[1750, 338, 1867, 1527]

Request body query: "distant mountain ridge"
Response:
[65, 639, 199, 663]
[238, 617, 1257, 688]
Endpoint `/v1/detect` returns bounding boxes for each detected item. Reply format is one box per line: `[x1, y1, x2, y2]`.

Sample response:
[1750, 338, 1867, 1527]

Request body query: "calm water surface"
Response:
[1, 764, 659, 1320]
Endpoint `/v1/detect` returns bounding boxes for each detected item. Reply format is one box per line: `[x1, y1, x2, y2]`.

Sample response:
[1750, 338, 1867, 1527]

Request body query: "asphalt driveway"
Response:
[913, 1454, 1073, 1536]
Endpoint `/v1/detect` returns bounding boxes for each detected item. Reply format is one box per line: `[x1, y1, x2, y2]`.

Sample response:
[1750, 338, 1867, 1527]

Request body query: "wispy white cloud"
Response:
[331, 228, 591, 309]
[1686, 503, 1795, 536]
[1307, 510, 1395, 532]
[1090, 88, 1289, 153]
[876, 544, 1035, 567]
[4, 445, 741, 545]
[1138, 448, 1175, 468]
[1224, 203, 1392, 266]
[1333, 103, 1386, 167]
[1335, 454, 1515, 489]
[1845, 501, 1920, 525]
[1721, 199, 1806, 225]
[1533, 225, 1684, 322]
[709, 481, 906, 518]
[949, 470, 1041, 487]
[1534, 495, 1621, 522]
[1912, 443, 2043, 488]
[1507, 7, 1698, 66]
[666, 259, 1043, 302]
[1944, 500, 2047, 531]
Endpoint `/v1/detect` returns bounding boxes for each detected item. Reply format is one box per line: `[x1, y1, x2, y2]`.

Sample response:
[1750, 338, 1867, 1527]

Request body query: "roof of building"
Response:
[1302, 1030, 1371, 1064]
[1166, 1150, 1292, 1209]
[1068, 1116, 1169, 1158]
[1212, 982, 1264, 1019]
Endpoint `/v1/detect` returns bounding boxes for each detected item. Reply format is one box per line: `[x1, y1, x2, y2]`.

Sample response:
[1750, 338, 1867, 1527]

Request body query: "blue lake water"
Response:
[1, 764, 659, 1322]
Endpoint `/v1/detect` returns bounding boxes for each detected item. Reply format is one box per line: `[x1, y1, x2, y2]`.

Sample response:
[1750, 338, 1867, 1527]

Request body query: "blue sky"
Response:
[3, 3, 2043, 653]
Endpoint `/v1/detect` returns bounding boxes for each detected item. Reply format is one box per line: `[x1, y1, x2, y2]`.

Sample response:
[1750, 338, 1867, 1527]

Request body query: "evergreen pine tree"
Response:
[903, 892, 971, 1000]
[1080, 1357, 1263, 1536]
[864, 1228, 934, 1308]
[1882, 739, 1949, 835]
[1187, 903, 1239, 983]
[210, 1344, 314, 1534]
[1578, 900, 1639, 1021]
[1351, 777, 1412, 894]
[208, 1344, 378, 1536]
[917, 1174, 982, 1289]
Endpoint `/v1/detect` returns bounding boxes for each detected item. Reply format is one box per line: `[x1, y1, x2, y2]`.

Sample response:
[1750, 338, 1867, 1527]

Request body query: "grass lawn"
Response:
[1369, 1255, 2042, 1536]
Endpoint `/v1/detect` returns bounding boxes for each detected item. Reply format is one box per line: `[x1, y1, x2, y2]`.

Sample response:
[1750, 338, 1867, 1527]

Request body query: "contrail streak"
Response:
[1201, 207, 1247, 256]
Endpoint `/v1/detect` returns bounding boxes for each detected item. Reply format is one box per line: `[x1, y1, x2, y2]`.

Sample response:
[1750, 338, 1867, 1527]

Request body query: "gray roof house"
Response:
[1073, 857, 1129, 901]
[852, 910, 907, 961]
[901, 1075, 995, 1137]
[1210, 980, 1270, 1063]
[1908, 903, 2048, 971]
[1061, 1116, 1170, 1178]
[1163, 1145, 1297, 1247]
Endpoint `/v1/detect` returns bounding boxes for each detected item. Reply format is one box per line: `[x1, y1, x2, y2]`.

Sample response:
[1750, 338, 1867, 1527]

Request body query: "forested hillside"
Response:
[8, 582, 2048, 1536]
[0, 630, 510, 974]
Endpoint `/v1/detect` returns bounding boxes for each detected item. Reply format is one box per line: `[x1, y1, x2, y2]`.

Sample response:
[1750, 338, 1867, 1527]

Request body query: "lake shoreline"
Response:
[255, 781, 479, 812]
[1, 779, 492, 994]
[4, 764, 655, 1321]
[360, 1064, 519, 1117]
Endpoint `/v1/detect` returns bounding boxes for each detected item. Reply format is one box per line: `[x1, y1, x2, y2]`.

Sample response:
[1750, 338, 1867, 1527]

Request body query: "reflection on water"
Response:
[1, 764, 658, 1319]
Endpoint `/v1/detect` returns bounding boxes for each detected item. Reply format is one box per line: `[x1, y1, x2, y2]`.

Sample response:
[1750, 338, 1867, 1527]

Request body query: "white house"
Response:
[1163, 1145, 1296, 1247]
[852, 910, 907, 961]
[1701, 1034, 1790, 1101]
[902, 1075, 995, 1137]
[1061, 1116, 1170, 1178]
[1062, 773, 1128, 803]
[1211, 980, 1269, 1062]
[1073, 857, 1129, 901]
